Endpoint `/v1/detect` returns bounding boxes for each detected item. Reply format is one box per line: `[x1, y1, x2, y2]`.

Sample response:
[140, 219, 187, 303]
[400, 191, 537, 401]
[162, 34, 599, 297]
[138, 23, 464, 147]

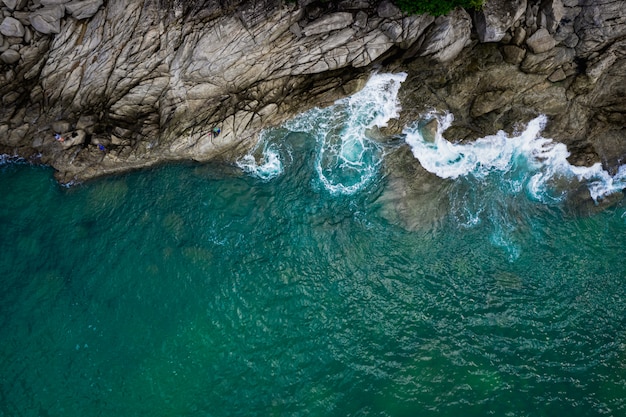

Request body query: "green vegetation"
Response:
[393, 0, 483, 16]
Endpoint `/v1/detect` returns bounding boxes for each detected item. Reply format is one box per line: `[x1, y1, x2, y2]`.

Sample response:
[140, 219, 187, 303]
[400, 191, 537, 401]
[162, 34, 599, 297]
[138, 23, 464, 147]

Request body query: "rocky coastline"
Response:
[0, 0, 624, 185]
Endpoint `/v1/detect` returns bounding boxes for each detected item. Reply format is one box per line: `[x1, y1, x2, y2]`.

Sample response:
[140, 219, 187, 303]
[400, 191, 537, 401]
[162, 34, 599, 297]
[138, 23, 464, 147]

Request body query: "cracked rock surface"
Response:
[0, 0, 625, 184]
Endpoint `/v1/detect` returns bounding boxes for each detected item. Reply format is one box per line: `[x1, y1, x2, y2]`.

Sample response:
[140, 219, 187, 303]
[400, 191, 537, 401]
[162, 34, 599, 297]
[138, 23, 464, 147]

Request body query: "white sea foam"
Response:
[284, 72, 407, 195]
[405, 112, 626, 203]
[236, 138, 284, 181]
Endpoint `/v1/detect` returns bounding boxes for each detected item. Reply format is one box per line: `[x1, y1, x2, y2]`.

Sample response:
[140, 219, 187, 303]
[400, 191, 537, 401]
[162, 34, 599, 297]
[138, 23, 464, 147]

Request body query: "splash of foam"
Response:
[287, 72, 408, 195]
[236, 138, 284, 181]
[404, 112, 626, 203]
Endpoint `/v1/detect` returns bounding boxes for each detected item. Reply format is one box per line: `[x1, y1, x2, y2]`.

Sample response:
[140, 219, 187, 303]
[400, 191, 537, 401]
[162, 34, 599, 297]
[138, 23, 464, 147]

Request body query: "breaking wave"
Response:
[404, 112, 626, 203]
[239, 72, 407, 195]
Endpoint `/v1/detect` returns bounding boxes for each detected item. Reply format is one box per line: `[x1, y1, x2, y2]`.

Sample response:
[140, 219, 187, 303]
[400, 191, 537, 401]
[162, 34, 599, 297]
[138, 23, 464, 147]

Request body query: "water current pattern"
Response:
[1, 74, 626, 416]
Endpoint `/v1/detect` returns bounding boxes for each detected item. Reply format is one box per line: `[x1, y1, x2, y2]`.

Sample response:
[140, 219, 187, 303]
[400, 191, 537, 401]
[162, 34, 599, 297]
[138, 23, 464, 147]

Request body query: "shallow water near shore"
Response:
[2, 74, 626, 416]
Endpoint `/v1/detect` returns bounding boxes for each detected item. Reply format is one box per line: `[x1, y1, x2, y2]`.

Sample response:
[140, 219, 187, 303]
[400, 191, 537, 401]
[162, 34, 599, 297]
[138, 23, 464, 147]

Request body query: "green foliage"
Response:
[393, 0, 483, 16]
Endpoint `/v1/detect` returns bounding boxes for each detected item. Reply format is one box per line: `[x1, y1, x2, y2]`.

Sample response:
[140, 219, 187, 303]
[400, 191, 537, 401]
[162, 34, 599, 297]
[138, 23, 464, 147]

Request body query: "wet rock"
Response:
[0, 16, 25, 38]
[0, 0, 622, 186]
[420, 118, 438, 143]
[526, 28, 557, 53]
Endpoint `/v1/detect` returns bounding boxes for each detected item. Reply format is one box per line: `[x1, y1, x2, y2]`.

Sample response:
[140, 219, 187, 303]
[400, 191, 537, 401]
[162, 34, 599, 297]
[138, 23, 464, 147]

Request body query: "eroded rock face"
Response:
[392, 0, 626, 180]
[0, 0, 624, 186]
[0, 0, 474, 183]
[473, 0, 527, 42]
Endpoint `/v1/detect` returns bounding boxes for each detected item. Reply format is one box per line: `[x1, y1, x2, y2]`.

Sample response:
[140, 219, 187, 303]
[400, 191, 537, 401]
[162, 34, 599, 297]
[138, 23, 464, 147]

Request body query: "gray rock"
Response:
[377, 0, 401, 19]
[471, 90, 515, 117]
[338, 0, 370, 10]
[381, 21, 402, 42]
[2, 0, 28, 11]
[502, 44, 526, 64]
[60, 129, 86, 149]
[526, 28, 557, 53]
[0, 16, 25, 38]
[474, 0, 527, 43]
[66, 0, 103, 20]
[303, 12, 353, 37]
[586, 47, 619, 84]
[52, 120, 71, 133]
[289, 22, 301, 38]
[521, 46, 574, 74]
[40, 0, 70, 5]
[548, 67, 567, 82]
[12, 11, 31, 25]
[0, 48, 19, 64]
[30, 8, 62, 34]
[575, 1, 626, 56]
[354, 10, 367, 29]
[76, 114, 97, 134]
[419, 8, 471, 62]
[540, 0, 564, 33]
[511, 26, 526, 46]
[23, 25, 31, 43]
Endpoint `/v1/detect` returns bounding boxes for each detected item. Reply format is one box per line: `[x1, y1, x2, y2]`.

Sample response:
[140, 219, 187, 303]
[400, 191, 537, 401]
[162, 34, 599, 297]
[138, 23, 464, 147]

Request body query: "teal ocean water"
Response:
[2, 74, 626, 416]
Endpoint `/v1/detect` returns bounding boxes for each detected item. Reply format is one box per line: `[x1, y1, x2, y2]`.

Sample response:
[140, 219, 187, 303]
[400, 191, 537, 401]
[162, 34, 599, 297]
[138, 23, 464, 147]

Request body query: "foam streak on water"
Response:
[405, 112, 626, 203]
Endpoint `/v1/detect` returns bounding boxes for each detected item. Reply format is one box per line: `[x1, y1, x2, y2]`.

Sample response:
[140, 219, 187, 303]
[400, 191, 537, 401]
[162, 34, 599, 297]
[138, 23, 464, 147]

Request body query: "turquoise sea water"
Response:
[2, 74, 626, 416]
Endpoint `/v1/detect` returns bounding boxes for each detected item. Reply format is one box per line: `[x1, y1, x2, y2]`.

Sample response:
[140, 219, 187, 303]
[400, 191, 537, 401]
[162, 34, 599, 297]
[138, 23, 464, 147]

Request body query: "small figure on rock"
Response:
[98, 144, 106, 152]
[212, 127, 221, 138]
[54, 133, 64, 142]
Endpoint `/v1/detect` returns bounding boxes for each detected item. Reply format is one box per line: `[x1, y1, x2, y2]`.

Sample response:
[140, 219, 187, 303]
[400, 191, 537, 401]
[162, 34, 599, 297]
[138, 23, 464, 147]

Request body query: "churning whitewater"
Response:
[2, 73, 626, 417]
[404, 111, 626, 203]
[238, 72, 407, 194]
[239, 73, 625, 205]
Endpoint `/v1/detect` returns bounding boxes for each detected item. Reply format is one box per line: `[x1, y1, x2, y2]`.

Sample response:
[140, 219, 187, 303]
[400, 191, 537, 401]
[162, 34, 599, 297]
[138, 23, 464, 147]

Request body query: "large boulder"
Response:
[29, 6, 65, 34]
[0, 48, 20, 64]
[539, 0, 564, 33]
[474, 0, 527, 43]
[419, 8, 472, 62]
[0, 16, 25, 38]
[526, 28, 557, 53]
